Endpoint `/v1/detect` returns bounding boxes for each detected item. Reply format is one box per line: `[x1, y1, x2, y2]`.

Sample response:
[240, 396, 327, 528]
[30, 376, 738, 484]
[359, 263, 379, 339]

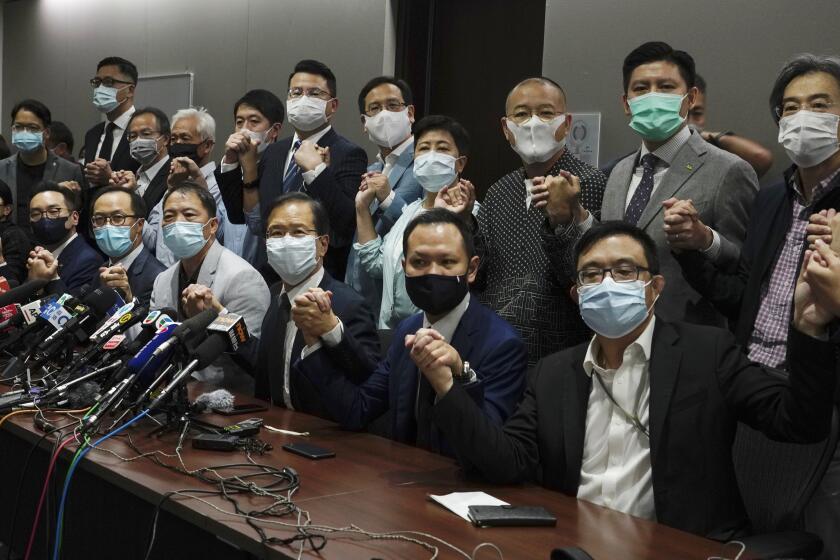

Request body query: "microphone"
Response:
[0, 306, 24, 330]
[37, 288, 119, 351]
[90, 300, 137, 342]
[90, 305, 148, 345]
[150, 308, 218, 358]
[192, 388, 235, 413]
[0, 278, 48, 308]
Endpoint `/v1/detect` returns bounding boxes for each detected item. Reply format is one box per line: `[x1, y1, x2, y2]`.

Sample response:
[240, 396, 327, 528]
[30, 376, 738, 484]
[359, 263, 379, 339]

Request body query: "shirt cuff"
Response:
[353, 236, 380, 251]
[378, 190, 396, 210]
[220, 160, 239, 174]
[553, 210, 594, 236]
[302, 162, 327, 185]
[301, 341, 323, 360]
[300, 319, 344, 359]
[701, 228, 722, 260]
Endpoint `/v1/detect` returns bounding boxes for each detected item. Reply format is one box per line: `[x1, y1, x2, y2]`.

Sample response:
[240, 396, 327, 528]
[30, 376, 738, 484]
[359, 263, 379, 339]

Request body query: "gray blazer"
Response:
[0, 153, 84, 217]
[150, 240, 270, 391]
[602, 131, 758, 325]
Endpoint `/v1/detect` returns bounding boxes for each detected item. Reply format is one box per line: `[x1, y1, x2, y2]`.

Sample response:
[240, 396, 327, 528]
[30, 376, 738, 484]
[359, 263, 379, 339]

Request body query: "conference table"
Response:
[0, 384, 738, 560]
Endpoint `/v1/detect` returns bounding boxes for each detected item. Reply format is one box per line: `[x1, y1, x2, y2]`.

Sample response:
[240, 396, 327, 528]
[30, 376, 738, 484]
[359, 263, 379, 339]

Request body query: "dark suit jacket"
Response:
[83, 121, 139, 173]
[92, 246, 165, 307]
[253, 270, 380, 420]
[217, 128, 368, 279]
[56, 235, 105, 294]
[138, 158, 170, 214]
[432, 319, 836, 540]
[0, 220, 32, 286]
[298, 296, 528, 453]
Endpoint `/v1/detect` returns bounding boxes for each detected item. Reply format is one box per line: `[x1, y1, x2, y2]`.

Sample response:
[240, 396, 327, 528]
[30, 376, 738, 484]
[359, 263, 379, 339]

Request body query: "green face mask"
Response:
[628, 92, 688, 142]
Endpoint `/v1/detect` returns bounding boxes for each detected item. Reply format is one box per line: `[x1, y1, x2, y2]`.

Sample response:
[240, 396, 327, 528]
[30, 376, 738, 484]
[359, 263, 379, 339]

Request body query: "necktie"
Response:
[97, 121, 116, 161]
[624, 153, 660, 226]
[269, 293, 292, 406]
[282, 140, 303, 193]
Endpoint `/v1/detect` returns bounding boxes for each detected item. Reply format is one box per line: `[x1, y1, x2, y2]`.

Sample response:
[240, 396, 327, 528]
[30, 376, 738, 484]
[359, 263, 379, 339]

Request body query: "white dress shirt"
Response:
[287, 126, 332, 185]
[136, 155, 170, 198]
[94, 106, 135, 161]
[51, 232, 78, 259]
[578, 316, 656, 520]
[110, 242, 143, 269]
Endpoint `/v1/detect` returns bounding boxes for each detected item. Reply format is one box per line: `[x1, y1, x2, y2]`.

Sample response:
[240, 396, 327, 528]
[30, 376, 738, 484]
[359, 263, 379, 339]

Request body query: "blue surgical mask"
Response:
[92, 85, 123, 113]
[94, 223, 137, 258]
[578, 278, 657, 339]
[12, 130, 44, 153]
[413, 151, 458, 193]
[628, 92, 688, 142]
[162, 220, 212, 260]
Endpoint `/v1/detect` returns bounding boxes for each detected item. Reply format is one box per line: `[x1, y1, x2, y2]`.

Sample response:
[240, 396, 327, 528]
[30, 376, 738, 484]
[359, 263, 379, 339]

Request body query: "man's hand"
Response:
[99, 265, 133, 302]
[406, 328, 463, 396]
[533, 171, 585, 228]
[110, 170, 138, 190]
[167, 157, 209, 189]
[662, 198, 713, 251]
[795, 240, 837, 337]
[84, 158, 113, 187]
[355, 175, 379, 211]
[58, 181, 82, 194]
[223, 131, 256, 165]
[27, 247, 58, 281]
[362, 172, 393, 204]
[180, 284, 224, 318]
[294, 141, 327, 172]
[291, 288, 338, 346]
[434, 179, 476, 217]
[806, 209, 840, 253]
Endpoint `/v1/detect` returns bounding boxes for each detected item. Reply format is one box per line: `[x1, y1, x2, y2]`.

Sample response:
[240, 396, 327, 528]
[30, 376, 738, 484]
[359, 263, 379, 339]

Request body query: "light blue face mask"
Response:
[94, 223, 137, 258]
[628, 92, 688, 142]
[92, 85, 123, 113]
[413, 150, 458, 193]
[12, 130, 44, 153]
[578, 277, 657, 339]
[162, 220, 212, 260]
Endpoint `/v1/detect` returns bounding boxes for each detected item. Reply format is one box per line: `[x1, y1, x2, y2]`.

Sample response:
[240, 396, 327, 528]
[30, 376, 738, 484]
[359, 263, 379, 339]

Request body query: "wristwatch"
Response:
[243, 179, 259, 190]
[454, 361, 478, 383]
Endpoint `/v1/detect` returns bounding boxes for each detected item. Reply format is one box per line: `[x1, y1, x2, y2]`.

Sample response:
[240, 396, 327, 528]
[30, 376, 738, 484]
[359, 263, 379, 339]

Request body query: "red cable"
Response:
[23, 434, 76, 560]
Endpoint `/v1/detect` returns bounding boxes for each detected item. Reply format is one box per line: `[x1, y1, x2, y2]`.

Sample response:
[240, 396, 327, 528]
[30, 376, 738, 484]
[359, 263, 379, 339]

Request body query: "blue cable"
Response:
[52, 409, 149, 560]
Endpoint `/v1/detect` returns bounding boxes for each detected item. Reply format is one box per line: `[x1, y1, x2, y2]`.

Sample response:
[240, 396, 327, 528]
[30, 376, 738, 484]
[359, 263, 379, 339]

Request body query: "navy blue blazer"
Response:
[92, 246, 166, 307]
[298, 295, 528, 453]
[254, 270, 380, 420]
[217, 128, 368, 279]
[57, 235, 105, 294]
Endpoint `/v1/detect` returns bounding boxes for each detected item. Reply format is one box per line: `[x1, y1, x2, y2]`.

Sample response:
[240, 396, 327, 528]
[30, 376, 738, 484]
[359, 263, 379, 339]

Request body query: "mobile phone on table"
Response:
[282, 442, 335, 460]
[212, 403, 268, 416]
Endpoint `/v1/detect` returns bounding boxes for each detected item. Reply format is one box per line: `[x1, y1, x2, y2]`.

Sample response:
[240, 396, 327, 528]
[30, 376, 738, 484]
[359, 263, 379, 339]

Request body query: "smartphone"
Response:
[282, 442, 335, 460]
[212, 403, 268, 416]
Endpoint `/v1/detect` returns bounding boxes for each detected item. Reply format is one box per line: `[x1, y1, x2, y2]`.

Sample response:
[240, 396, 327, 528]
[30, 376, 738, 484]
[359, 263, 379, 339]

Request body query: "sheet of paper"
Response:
[429, 491, 509, 522]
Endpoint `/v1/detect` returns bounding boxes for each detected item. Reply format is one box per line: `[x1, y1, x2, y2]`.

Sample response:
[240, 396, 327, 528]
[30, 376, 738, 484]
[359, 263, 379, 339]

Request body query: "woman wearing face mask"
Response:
[355, 115, 479, 330]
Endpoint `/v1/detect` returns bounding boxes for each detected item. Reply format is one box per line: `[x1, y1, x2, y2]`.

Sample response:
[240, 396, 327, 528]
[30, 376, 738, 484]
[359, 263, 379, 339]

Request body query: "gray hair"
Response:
[171, 106, 216, 142]
[769, 53, 840, 123]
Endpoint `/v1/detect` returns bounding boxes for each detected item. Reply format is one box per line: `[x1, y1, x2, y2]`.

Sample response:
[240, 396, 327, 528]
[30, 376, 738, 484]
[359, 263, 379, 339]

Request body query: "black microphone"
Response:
[150, 308, 218, 358]
[0, 278, 47, 308]
[37, 288, 119, 351]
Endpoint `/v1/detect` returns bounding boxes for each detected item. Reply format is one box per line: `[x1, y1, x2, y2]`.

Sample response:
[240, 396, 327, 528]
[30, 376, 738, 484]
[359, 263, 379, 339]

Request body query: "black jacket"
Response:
[83, 121, 139, 174]
[0, 220, 32, 286]
[92, 246, 166, 307]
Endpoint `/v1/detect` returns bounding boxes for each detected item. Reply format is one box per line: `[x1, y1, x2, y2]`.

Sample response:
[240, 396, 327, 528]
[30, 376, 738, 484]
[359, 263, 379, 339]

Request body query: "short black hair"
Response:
[0, 179, 13, 206]
[403, 208, 475, 260]
[48, 121, 74, 153]
[694, 74, 707, 94]
[97, 56, 138, 84]
[288, 59, 337, 97]
[357, 76, 414, 113]
[769, 54, 840, 123]
[89, 185, 148, 219]
[264, 192, 330, 237]
[31, 180, 81, 212]
[412, 115, 471, 157]
[128, 107, 171, 138]
[574, 221, 660, 276]
[11, 99, 51, 128]
[622, 41, 696, 93]
[162, 183, 217, 219]
[234, 89, 285, 125]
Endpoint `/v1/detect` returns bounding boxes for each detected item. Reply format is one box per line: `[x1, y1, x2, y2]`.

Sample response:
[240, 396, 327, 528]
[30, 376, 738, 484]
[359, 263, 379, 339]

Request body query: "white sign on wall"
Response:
[567, 113, 601, 167]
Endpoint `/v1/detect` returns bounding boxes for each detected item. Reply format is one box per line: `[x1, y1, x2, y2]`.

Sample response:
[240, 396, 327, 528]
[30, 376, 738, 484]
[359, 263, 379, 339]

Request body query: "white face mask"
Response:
[287, 96, 329, 132]
[506, 114, 566, 164]
[266, 235, 319, 285]
[243, 128, 271, 154]
[778, 110, 840, 168]
[413, 151, 458, 193]
[364, 108, 412, 149]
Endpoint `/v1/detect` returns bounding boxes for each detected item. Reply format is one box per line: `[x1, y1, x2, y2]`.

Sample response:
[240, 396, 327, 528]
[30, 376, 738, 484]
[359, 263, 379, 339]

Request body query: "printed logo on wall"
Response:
[568, 113, 601, 167]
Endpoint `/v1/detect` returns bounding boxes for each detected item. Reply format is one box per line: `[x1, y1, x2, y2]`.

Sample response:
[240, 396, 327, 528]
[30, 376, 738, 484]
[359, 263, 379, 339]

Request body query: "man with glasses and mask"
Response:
[218, 59, 367, 280]
[83, 57, 140, 187]
[150, 183, 269, 391]
[253, 192, 380, 417]
[26, 182, 103, 294]
[428, 220, 837, 540]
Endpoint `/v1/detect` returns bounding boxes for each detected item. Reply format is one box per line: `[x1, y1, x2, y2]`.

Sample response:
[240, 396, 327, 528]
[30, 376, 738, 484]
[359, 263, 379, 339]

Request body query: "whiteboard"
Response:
[134, 73, 194, 121]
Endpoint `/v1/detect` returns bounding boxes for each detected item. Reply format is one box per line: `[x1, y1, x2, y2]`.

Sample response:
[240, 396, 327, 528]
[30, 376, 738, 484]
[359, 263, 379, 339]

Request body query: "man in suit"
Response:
[46, 121, 78, 163]
[217, 59, 368, 280]
[0, 180, 31, 286]
[430, 221, 837, 540]
[347, 76, 423, 317]
[89, 186, 165, 307]
[0, 99, 84, 228]
[253, 192, 380, 419]
[150, 183, 269, 392]
[297, 208, 527, 454]
[26, 182, 103, 294]
[83, 56, 140, 187]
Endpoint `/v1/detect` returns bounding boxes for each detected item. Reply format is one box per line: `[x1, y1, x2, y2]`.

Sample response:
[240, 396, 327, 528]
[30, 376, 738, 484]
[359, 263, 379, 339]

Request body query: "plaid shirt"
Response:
[747, 168, 840, 368]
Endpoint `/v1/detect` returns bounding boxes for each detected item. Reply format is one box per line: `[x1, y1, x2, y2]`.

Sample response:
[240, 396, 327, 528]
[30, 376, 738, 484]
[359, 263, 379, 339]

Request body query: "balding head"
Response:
[505, 77, 566, 114]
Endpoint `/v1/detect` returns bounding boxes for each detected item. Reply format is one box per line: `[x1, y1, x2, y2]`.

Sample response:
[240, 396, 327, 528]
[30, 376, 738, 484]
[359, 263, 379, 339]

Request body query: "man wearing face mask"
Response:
[217, 59, 367, 280]
[214, 90, 284, 267]
[429, 220, 837, 539]
[110, 107, 171, 213]
[477, 77, 607, 365]
[673, 54, 840, 557]
[0, 100, 85, 231]
[296, 208, 526, 454]
[90, 187, 165, 306]
[150, 183, 269, 390]
[346, 77, 424, 316]
[253, 193, 380, 417]
[26, 182, 103, 294]
[355, 115, 479, 330]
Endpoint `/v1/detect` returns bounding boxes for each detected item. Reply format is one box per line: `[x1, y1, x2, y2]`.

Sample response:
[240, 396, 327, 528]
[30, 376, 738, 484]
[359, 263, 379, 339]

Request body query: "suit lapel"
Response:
[449, 297, 477, 360]
[563, 346, 592, 491]
[602, 152, 638, 220]
[196, 241, 224, 289]
[647, 319, 682, 466]
[387, 142, 414, 188]
[43, 153, 59, 182]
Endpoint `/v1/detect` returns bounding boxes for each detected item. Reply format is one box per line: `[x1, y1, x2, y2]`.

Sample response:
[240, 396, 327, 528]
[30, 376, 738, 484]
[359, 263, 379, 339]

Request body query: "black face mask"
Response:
[169, 143, 202, 164]
[32, 216, 70, 246]
[405, 273, 469, 316]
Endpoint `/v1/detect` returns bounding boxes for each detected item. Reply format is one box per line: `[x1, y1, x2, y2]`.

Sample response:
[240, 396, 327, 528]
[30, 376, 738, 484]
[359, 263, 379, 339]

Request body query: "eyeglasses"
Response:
[90, 77, 134, 88]
[266, 228, 318, 239]
[91, 213, 136, 227]
[365, 101, 407, 117]
[577, 265, 649, 286]
[775, 100, 837, 118]
[288, 87, 332, 100]
[11, 124, 43, 134]
[506, 109, 563, 125]
[30, 208, 69, 222]
[126, 131, 162, 142]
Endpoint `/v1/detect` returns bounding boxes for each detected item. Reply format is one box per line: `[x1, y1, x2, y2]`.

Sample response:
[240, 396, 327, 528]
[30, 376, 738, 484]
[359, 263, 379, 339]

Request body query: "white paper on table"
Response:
[524, 178, 535, 210]
[429, 491, 510, 522]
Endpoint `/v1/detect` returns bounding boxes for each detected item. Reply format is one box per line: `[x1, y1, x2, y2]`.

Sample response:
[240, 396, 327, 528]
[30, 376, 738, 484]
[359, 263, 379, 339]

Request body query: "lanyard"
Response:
[593, 367, 650, 439]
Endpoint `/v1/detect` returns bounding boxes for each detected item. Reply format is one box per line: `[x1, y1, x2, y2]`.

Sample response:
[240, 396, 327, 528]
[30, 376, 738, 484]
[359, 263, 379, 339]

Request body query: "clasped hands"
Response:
[405, 328, 463, 396]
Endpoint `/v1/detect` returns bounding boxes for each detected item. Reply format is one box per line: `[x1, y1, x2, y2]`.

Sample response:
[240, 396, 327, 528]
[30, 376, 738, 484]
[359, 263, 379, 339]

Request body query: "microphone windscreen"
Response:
[82, 288, 120, 319]
[0, 278, 48, 308]
[193, 389, 234, 413]
[67, 381, 102, 409]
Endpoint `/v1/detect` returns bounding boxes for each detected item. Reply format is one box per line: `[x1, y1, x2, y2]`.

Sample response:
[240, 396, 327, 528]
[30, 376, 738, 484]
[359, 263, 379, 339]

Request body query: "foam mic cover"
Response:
[0, 278, 48, 308]
[193, 389, 235, 413]
[129, 322, 180, 385]
[81, 287, 120, 319]
[67, 381, 102, 409]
